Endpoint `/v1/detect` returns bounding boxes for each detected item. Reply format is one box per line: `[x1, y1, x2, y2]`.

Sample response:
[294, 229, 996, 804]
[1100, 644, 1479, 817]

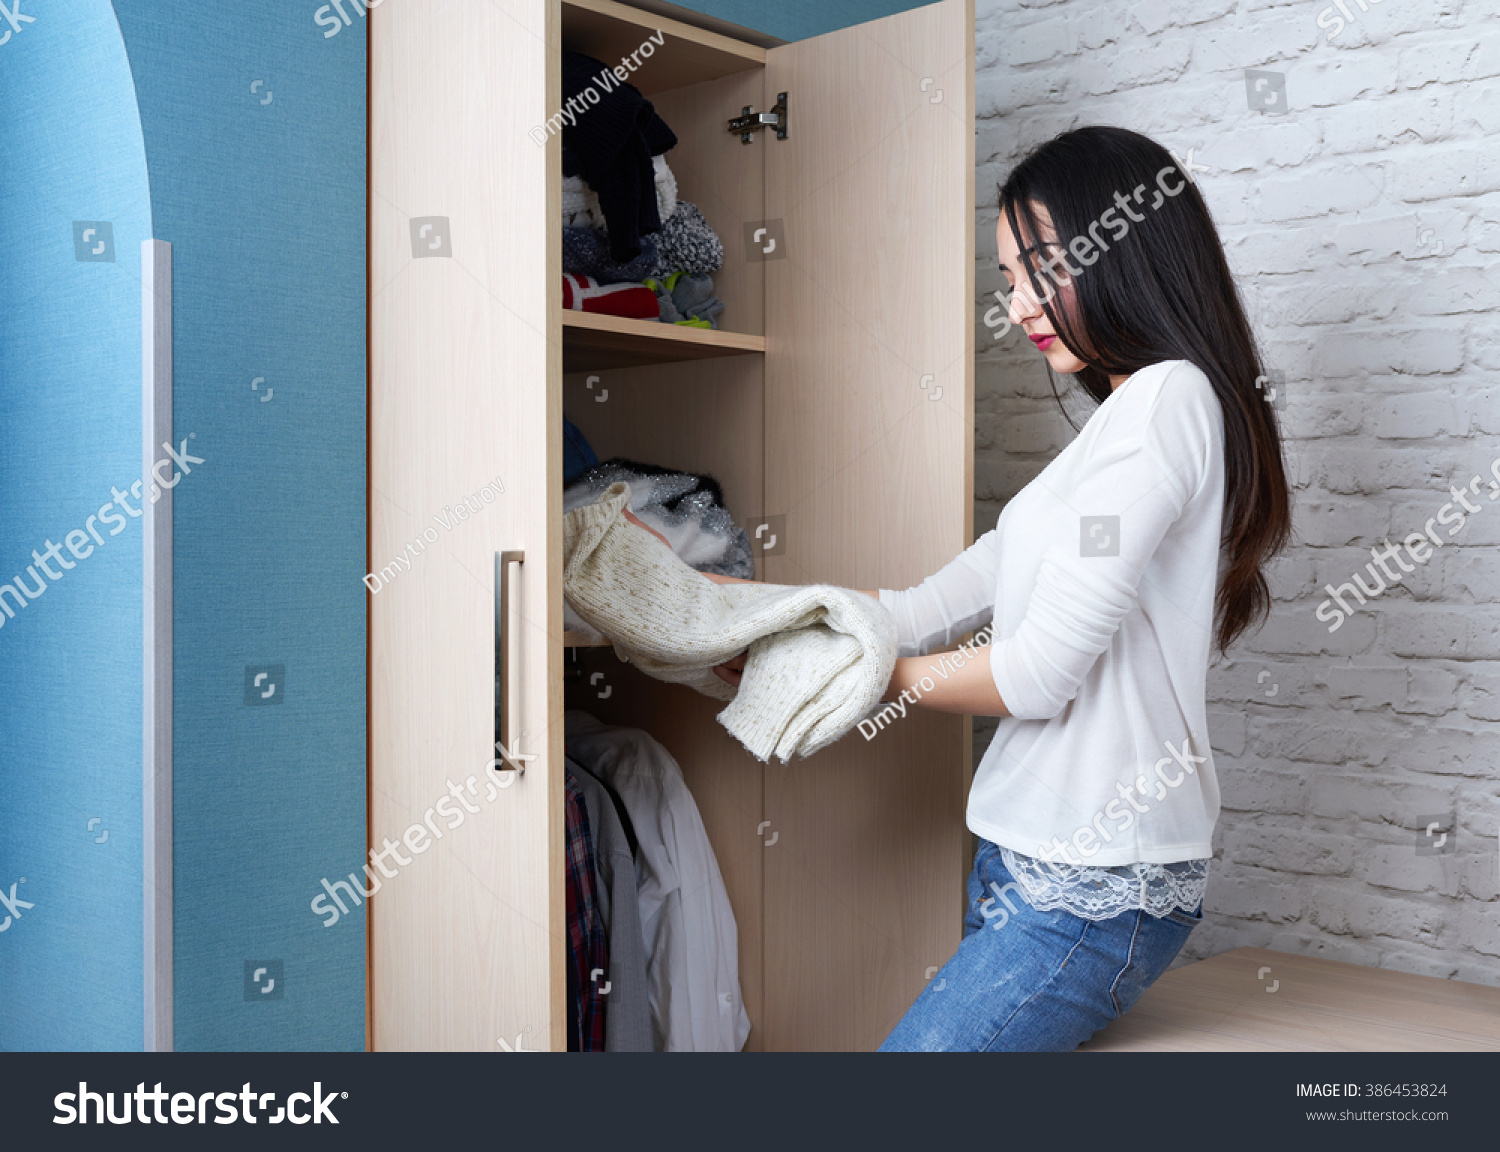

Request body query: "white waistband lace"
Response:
[999, 845, 1209, 922]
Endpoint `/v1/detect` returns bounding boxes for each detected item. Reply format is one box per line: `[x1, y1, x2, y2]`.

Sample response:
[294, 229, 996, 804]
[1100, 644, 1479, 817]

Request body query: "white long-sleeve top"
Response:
[880, 360, 1227, 867]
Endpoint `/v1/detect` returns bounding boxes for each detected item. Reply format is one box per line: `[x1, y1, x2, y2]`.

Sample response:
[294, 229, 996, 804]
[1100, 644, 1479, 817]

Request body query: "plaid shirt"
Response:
[564, 774, 609, 1051]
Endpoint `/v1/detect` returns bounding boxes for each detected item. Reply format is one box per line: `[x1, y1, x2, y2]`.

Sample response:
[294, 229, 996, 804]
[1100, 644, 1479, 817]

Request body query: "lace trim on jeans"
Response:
[999, 845, 1209, 922]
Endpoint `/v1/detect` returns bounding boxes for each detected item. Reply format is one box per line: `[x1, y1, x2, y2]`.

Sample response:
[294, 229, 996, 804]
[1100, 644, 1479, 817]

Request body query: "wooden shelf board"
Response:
[563, 631, 611, 648]
[561, 0, 764, 96]
[561, 311, 765, 372]
[1081, 946, 1500, 1052]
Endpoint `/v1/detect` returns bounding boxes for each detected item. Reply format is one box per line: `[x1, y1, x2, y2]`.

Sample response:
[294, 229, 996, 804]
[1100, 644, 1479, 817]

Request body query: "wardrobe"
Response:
[370, 0, 975, 1051]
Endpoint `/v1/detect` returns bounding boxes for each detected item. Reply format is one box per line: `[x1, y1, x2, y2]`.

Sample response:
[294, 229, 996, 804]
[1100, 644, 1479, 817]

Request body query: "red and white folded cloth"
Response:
[562, 273, 659, 320]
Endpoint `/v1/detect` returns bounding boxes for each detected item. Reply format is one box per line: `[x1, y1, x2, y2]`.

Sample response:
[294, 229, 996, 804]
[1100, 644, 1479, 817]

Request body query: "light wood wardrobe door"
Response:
[761, 0, 975, 1051]
[370, 0, 565, 1050]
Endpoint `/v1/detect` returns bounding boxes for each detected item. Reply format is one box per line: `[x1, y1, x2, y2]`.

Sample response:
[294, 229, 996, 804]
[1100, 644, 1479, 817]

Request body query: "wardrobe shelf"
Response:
[562, 311, 765, 372]
[563, 631, 612, 647]
[562, 0, 765, 97]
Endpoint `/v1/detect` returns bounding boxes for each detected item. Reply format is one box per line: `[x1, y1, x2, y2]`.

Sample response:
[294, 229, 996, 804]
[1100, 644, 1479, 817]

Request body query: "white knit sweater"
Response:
[563, 482, 898, 762]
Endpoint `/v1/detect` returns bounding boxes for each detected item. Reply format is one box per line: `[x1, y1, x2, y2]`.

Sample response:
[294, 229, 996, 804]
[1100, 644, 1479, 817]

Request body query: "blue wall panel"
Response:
[111, 0, 367, 1051]
[0, 1, 152, 1052]
[676, 0, 935, 42]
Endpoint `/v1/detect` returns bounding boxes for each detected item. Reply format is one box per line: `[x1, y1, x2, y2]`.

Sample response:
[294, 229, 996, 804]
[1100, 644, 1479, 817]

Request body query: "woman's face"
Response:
[995, 202, 1090, 376]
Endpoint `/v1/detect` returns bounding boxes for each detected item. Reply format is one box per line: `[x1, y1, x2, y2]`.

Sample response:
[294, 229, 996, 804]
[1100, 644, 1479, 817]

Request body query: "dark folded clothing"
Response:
[563, 226, 659, 284]
[561, 51, 677, 264]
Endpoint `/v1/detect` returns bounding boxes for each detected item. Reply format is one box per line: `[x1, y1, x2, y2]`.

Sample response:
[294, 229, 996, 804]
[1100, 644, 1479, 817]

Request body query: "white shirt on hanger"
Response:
[565, 710, 751, 1052]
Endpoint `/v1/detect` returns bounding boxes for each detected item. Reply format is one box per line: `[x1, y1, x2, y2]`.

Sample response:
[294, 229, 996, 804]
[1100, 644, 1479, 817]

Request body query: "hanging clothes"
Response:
[564, 773, 609, 1052]
[565, 710, 751, 1052]
[566, 757, 653, 1052]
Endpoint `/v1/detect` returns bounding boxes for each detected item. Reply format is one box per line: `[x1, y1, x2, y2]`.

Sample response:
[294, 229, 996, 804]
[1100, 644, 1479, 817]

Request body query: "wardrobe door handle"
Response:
[495, 550, 535, 776]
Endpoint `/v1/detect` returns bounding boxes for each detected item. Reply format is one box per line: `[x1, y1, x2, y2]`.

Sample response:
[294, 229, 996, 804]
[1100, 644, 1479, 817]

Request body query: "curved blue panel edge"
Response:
[0, 0, 152, 1053]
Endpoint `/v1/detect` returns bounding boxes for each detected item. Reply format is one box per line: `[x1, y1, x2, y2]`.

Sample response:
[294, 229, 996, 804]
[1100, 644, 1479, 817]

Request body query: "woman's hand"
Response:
[622, 507, 672, 547]
[713, 651, 747, 688]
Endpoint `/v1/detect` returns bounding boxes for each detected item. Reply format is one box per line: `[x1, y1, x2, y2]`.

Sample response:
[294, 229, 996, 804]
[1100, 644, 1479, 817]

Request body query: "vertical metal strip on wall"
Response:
[142, 239, 174, 1052]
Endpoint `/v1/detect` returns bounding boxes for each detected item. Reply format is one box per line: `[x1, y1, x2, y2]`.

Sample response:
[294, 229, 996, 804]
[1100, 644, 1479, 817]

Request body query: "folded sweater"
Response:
[562, 227, 659, 284]
[562, 273, 660, 319]
[562, 482, 898, 762]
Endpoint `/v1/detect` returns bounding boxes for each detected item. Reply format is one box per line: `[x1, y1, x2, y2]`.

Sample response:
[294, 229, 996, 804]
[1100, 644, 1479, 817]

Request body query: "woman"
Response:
[682, 125, 1292, 1051]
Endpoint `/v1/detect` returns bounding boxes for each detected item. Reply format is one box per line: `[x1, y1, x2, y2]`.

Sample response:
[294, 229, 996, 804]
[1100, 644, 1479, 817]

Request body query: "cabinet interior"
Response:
[558, 0, 774, 1048]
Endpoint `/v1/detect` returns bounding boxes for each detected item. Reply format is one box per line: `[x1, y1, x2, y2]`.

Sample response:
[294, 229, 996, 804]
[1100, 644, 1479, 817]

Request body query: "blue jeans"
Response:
[878, 839, 1201, 1051]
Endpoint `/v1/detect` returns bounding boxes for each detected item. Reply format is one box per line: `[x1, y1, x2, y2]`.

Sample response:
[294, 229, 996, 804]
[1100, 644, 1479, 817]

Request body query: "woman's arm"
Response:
[882, 650, 1011, 718]
[673, 524, 986, 705]
[716, 643, 1011, 715]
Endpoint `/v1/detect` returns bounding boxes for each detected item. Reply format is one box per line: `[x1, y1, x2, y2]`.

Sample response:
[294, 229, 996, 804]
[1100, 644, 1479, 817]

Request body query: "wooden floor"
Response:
[1081, 947, 1500, 1052]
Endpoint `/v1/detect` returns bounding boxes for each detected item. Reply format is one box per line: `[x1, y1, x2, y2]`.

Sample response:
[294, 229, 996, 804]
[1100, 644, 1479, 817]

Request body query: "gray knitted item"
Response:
[562, 483, 898, 763]
[563, 227, 659, 285]
[647, 201, 724, 277]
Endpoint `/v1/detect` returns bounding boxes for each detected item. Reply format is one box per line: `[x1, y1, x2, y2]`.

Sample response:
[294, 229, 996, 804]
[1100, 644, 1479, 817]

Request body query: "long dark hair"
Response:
[997, 125, 1291, 657]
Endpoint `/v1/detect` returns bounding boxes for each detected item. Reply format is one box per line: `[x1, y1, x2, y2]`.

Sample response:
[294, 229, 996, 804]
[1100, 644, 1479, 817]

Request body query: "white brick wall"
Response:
[973, 0, 1500, 984]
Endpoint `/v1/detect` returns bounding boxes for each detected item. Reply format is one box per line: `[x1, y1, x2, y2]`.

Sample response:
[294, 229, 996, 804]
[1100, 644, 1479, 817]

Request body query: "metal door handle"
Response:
[495, 550, 535, 775]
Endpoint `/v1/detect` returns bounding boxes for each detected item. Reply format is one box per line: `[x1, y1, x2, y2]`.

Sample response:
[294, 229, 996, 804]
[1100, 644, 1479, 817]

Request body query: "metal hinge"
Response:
[727, 92, 788, 144]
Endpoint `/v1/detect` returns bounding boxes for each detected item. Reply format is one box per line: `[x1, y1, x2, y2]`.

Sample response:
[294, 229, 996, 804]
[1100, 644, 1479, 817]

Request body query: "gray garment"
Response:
[646, 201, 724, 277]
[566, 758, 653, 1052]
